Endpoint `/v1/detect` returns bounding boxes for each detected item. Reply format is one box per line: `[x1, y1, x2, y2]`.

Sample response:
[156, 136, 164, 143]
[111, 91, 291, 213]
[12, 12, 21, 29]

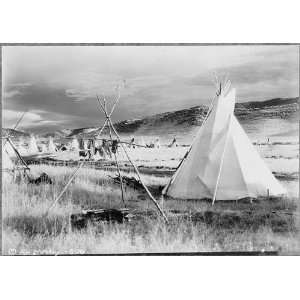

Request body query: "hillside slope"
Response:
[5, 97, 298, 140]
[91, 96, 299, 137]
[1, 128, 30, 139]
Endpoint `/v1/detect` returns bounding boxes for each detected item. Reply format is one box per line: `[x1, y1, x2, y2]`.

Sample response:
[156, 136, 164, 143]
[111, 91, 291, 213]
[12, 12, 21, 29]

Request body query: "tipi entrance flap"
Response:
[230, 117, 286, 196]
[215, 127, 251, 200]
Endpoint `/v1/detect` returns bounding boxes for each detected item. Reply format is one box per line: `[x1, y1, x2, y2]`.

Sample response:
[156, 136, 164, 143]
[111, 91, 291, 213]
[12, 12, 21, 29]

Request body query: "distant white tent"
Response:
[163, 81, 286, 201]
[70, 137, 79, 150]
[28, 135, 39, 155]
[48, 137, 57, 153]
[4, 140, 17, 157]
[2, 143, 15, 170]
[2, 139, 30, 173]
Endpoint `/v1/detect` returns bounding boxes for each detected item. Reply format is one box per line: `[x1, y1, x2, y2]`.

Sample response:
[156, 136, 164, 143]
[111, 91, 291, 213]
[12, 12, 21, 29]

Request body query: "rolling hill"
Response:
[1, 128, 30, 139]
[3, 97, 298, 140]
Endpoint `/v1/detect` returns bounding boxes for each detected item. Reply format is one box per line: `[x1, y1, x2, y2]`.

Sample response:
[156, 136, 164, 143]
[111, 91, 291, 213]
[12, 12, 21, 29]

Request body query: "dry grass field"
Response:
[2, 162, 299, 255]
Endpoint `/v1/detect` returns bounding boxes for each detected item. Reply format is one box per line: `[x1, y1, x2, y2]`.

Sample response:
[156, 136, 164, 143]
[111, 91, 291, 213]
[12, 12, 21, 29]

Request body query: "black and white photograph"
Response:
[1, 44, 299, 255]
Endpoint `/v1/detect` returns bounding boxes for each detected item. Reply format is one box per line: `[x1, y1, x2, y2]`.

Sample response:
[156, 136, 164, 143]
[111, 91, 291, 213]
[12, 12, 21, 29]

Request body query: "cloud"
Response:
[2, 45, 298, 133]
[7, 82, 32, 87]
[4, 90, 22, 98]
[3, 109, 43, 128]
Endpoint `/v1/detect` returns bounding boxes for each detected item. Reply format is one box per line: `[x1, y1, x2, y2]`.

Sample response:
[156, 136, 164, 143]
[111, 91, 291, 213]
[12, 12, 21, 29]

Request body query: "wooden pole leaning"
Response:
[45, 160, 85, 215]
[212, 114, 233, 205]
[96, 93, 167, 222]
[45, 108, 111, 214]
[101, 97, 126, 206]
[106, 117, 168, 223]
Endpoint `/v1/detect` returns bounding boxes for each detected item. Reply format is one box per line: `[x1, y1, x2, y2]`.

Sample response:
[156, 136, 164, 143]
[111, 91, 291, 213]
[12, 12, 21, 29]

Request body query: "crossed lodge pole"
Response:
[46, 91, 168, 223]
[44, 95, 120, 215]
[96, 95, 168, 223]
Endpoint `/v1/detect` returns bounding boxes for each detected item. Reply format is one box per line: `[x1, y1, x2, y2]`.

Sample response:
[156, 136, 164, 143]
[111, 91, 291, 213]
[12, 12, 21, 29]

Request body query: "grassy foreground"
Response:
[2, 165, 300, 254]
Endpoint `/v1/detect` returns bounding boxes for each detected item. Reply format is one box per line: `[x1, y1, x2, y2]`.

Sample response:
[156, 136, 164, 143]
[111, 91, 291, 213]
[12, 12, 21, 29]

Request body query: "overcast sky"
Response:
[2, 45, 299, 133]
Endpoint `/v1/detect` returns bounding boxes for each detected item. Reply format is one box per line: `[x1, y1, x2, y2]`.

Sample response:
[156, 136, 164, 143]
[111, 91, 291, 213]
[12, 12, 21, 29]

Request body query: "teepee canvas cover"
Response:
[163, 84, 286, 201]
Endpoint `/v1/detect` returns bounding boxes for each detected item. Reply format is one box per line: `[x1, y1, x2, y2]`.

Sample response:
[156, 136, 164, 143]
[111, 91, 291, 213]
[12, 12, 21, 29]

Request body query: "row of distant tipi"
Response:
[1, 136, 79, 171]
[3, 136, 60, 157]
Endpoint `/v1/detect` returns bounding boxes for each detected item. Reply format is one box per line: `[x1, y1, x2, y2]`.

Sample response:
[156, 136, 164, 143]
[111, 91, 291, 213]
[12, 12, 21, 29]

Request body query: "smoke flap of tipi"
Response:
[162, 81, 286, 202]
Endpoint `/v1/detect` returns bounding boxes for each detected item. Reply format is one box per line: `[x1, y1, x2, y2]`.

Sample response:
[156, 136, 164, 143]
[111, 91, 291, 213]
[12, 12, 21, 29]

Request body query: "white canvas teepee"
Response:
[28, 135, 39, 154]
[163, 82, 286, 201]
[48, 137, 57, 153]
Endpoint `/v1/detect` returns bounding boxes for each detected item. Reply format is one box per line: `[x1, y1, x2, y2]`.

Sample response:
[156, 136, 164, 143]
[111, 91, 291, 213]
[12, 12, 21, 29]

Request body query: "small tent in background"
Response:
[2, 143, 15, 171]
[4, 140, 17, 157]
[70, 137, 79, 151]
[163, 80, 286, 202]
[48, 137, 57, 153]
[28, 135, 39, 155]
[127, 136, 134, 148]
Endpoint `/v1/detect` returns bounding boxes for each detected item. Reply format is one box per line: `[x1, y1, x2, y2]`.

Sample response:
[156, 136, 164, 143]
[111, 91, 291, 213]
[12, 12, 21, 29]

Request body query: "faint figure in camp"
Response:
[111, 140, 119, 154]
[87, 139, 95, 159]
[154, 137, 160, 149]
[168, 137, 178, 148]
[102, 139, 112, 159]
[63, 144, 69, 151]
[128, 137, 135, 149]
[78, 138, 85, 150]
[146, 140, 155, 148]
[79, 138, 88, 159]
